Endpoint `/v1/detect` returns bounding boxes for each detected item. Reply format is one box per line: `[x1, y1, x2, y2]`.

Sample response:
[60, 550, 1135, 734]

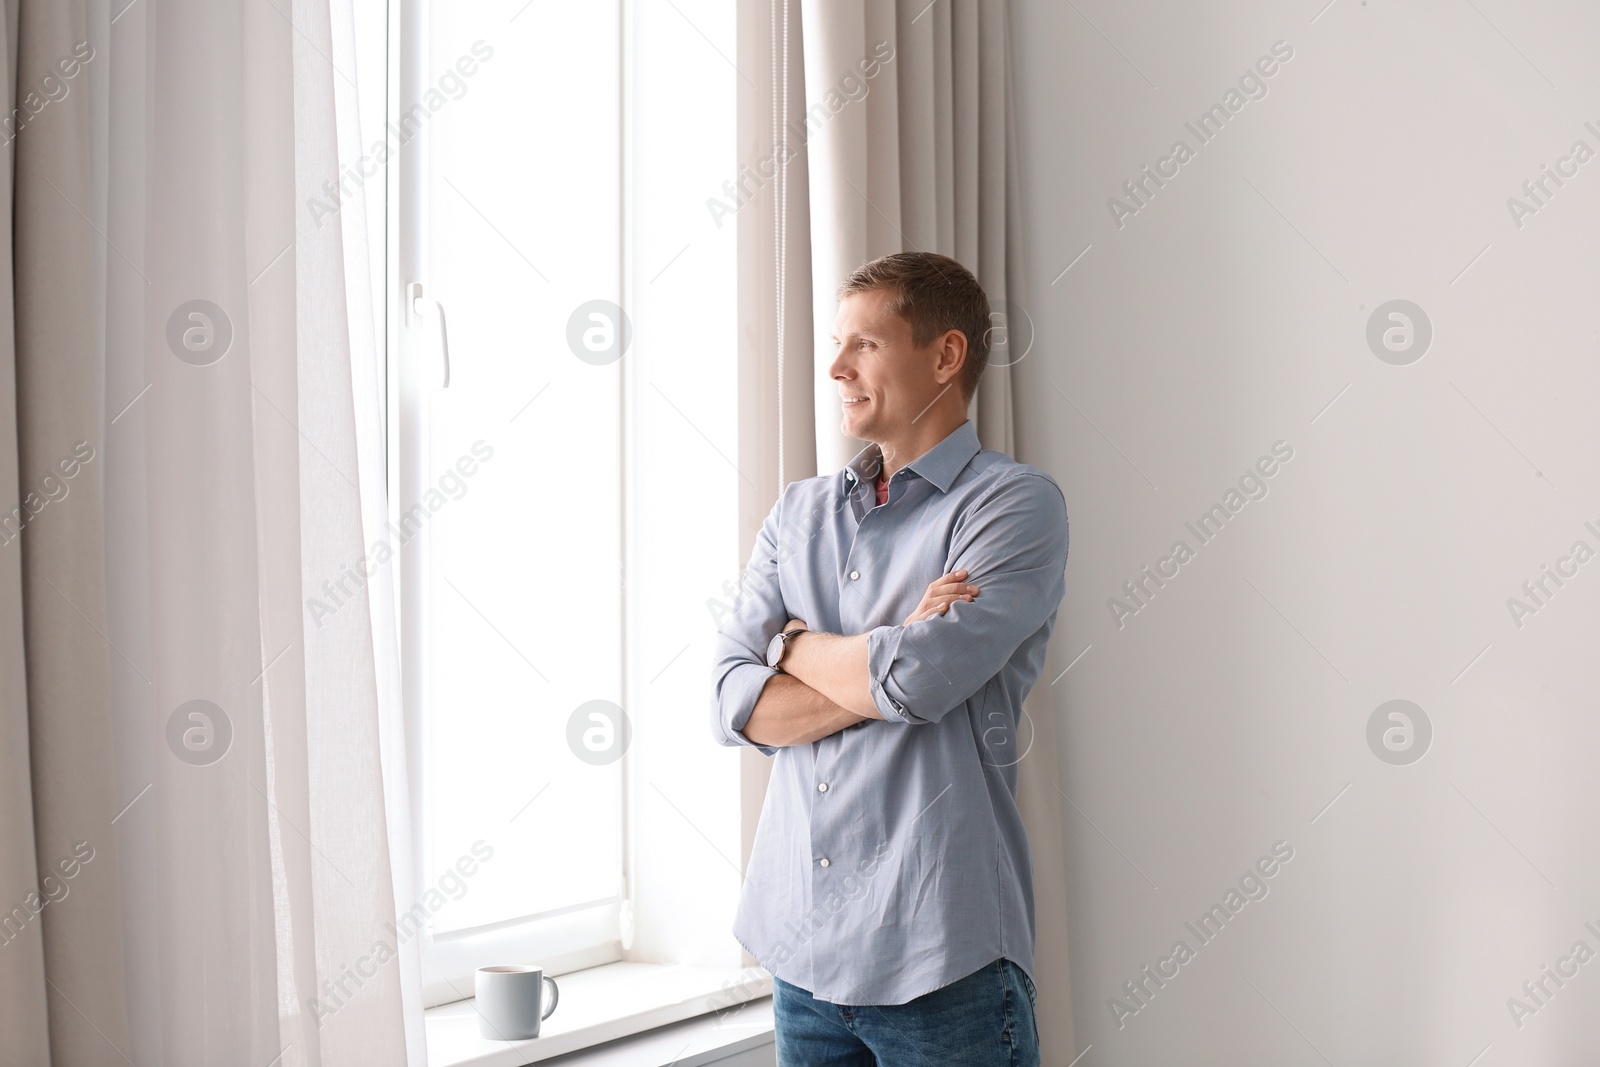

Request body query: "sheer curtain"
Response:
[0, 1, 422, 1064]
[735, 0, 1078, 1056]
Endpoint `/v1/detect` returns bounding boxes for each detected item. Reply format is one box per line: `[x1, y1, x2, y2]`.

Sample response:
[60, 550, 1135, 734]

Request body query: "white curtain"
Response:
[736, 0, 1077, 1057]
[0, 1, 422, 1064]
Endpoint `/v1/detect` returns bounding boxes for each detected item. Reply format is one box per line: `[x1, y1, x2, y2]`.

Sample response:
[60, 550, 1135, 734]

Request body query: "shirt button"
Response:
[819, 858, 830, 868]
[817, 782, 828, 792]
[849, 570, 860, 580]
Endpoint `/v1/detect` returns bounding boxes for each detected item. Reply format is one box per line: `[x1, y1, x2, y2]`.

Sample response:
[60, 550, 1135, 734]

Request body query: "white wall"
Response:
[1012, 1, 1600, 1062]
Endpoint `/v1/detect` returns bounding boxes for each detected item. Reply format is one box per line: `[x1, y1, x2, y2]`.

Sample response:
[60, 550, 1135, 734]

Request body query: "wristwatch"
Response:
[766, 624, 807, 669]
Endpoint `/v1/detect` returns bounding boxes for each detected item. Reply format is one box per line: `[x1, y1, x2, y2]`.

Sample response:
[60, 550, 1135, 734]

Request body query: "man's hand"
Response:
[766, 574, 980, 729]
[903, 570, 979, 625]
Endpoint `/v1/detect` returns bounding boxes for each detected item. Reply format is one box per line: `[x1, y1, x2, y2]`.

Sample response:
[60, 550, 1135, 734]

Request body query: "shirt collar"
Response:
[839, 420, 980, 497]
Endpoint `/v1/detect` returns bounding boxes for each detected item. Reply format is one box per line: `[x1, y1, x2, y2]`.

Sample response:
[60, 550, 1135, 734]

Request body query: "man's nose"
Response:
[828, 348, 852, 382]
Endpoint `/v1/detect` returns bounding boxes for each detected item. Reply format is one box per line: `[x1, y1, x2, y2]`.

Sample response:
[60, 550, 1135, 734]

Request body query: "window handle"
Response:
[405, 282, 451, 388]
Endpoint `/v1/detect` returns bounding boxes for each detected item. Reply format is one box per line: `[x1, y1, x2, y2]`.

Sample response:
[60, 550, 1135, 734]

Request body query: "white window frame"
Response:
[387, 0, 628, 1007]
[380, 0, 752, 1016]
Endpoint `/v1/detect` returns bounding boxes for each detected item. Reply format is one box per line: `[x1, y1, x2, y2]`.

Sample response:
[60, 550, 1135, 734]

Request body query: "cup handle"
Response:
[541, 975, 559, 1021]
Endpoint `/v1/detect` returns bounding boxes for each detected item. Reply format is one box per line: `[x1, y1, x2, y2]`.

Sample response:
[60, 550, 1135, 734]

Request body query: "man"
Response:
[709, 251, 1068, 1065]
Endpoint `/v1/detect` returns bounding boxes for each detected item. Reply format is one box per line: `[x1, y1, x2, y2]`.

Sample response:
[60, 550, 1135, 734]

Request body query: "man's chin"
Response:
[840, 412, 875, 441]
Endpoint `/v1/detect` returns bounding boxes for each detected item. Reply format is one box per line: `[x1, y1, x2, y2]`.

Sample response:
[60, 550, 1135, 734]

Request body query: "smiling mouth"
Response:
[842, 397, 868, 405]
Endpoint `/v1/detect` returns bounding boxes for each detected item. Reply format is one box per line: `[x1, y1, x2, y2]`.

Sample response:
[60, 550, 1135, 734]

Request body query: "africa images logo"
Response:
[1106, 40, 1295, 230]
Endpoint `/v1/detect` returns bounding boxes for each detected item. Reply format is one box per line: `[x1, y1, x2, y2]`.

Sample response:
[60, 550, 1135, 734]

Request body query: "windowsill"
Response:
[425, 962, 773, 1067]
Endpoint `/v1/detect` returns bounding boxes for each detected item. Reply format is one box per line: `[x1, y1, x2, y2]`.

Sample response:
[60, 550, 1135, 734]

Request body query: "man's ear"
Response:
[932, 328, 967, 388]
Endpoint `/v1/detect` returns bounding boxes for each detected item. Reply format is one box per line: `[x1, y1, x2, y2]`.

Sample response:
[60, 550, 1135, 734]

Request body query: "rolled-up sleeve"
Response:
[867, 472, 1068, 726]
[708, 493, 788, 756]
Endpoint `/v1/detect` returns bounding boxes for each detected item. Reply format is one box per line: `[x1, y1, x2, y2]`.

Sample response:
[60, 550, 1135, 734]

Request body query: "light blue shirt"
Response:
[709, 420, 1069, 1005]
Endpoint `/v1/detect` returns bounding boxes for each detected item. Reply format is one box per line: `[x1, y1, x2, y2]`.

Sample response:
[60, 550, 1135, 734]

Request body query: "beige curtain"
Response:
[736, 0, 1075, 1057]
[0, 1, 422, 1064]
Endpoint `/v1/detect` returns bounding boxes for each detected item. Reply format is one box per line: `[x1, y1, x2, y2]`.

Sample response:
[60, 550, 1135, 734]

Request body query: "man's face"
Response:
[828, 288, 956, 445]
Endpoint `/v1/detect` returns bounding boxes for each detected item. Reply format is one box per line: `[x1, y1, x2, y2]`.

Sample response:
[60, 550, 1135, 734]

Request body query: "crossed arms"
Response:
[742, 572, 980, 748]
[709, 472, 1069, 754]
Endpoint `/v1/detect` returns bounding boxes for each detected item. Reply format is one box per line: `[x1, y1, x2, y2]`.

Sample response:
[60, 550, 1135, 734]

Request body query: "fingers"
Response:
[904, 589, 978, 624]
[905, 604, 961, 624]
[922, 573, 979, 601]
[901, 570, 981, 624]
[923, 569, 970, 594]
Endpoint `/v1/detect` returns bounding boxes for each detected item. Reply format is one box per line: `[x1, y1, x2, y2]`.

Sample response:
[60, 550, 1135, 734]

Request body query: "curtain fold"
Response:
[0, 0, 60, 1056]
[737, 0, 1074, 1056]
[790, 0, 1023, 473]
[0, 1, 421, 1063]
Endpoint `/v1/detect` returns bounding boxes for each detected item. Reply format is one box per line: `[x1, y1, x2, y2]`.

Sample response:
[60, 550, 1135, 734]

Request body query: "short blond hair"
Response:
[836, 251, 991, 400]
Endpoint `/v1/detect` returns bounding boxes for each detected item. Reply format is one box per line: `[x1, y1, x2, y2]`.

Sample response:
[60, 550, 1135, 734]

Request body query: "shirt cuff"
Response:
[866, 624, 921, 725]
[720, 661, 781, 755]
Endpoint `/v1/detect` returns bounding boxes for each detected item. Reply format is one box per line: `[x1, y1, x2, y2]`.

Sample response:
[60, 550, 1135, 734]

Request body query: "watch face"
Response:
[766, 631, 787, 668]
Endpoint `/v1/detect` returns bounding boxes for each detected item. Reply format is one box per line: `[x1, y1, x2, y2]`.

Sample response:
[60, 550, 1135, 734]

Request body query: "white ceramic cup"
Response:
[474, 964, 559, 1041]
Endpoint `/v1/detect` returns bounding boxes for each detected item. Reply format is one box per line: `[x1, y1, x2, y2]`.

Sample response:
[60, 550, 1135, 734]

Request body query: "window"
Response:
[373, 0, 745, 1008]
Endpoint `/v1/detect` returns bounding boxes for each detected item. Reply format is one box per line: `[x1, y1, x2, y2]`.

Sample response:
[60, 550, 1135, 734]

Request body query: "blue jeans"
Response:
[772, 957, 1039, 1066]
